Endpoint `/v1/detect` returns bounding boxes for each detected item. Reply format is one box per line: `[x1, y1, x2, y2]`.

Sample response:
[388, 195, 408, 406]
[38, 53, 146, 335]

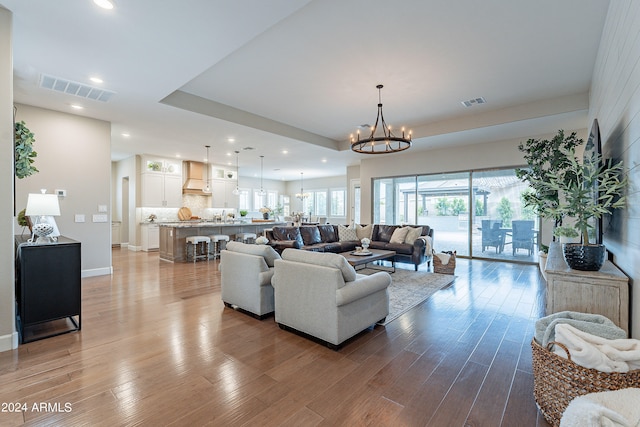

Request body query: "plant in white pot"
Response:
[533, 147, 627, 271]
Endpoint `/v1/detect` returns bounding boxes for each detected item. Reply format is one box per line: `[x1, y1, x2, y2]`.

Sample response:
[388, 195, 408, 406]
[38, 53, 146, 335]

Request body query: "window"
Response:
[254, 190, 266, 211]
[238, 189, 250, 211]
[330, 189, 346, 216]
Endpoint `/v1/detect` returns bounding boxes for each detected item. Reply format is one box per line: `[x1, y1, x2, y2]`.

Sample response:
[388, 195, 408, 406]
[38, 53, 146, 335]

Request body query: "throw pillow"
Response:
[337, 224, 358, 242]
[355, 223, 373, 240]
[390, 227, 410, 244]
[404, 226, 423, 244]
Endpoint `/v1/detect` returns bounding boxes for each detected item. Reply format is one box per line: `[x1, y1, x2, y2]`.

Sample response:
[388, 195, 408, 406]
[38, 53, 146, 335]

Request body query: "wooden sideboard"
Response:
[545, 242, 630, 335]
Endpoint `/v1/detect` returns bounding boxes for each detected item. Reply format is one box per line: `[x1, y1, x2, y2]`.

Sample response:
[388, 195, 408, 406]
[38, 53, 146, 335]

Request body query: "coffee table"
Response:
[340, 248, 396, 274]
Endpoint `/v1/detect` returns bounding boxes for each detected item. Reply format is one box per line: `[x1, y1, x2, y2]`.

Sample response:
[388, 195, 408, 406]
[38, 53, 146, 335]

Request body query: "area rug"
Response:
[360, 268, 455, 325]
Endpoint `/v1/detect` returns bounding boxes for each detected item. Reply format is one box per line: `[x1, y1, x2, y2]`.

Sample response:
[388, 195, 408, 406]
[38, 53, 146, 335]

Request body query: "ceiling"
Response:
[3, 0, 610, 181]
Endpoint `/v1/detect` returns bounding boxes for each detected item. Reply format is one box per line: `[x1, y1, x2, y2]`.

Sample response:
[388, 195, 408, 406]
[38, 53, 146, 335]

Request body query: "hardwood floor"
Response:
[0, 248, 552, 426]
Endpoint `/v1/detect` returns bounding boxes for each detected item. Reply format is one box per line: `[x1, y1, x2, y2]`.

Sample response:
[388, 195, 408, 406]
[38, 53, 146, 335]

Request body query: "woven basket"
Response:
[432, 250, 456, 274]
[531, 338, 640, 426]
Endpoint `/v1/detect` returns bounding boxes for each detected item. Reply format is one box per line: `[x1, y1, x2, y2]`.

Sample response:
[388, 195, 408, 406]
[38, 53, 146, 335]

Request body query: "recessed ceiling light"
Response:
[227, 138, 235, 143]
[121, 133, 130, 137]
[282, 150, 288, 154]
[71, 104, 84, 110]
[226, 152, 232, 156]
[89, 76, 103, 84]
[321, 159, 327, 163]
[93, 0, 115, 10]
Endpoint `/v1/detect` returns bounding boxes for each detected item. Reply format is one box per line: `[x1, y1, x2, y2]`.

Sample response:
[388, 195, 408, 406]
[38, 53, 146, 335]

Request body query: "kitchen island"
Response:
[158, 221, 285, 262]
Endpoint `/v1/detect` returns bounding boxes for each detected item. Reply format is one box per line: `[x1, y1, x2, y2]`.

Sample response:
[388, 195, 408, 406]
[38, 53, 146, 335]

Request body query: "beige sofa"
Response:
[219, 241, 281, 319]
[272, 249, 391, 349]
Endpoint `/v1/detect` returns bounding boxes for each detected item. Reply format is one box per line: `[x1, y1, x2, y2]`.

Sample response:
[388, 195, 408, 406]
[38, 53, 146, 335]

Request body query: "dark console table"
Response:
[15, 235, 81, 343]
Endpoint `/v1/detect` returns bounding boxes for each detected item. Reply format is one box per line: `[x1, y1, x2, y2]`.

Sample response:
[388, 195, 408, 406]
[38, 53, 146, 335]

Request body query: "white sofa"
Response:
[272, 249, 391, 348]
[219, 241, 281, 319]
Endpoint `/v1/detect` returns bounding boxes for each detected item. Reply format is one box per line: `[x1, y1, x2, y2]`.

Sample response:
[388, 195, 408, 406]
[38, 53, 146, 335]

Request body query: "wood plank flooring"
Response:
[0, 248, 552, 426]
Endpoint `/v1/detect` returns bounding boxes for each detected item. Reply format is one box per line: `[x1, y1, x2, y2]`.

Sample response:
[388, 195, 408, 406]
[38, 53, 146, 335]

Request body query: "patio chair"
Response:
[511, 220, 535, 256]
[481, 219, 505, 253]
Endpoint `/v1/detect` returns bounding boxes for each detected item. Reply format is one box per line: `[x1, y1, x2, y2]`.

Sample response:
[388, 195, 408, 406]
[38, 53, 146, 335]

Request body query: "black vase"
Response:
[562, 243, 606, 271]
[263, 212, 269, 220]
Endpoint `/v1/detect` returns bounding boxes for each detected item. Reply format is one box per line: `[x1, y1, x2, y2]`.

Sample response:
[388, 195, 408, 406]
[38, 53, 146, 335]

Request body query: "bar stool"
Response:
[209, 234, 230, 260]
[236, 232, 257, 244]
[185, 236, 210, 263]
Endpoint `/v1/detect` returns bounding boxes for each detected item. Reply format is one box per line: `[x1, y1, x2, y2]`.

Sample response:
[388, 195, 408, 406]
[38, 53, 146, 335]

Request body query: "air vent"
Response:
[461, 97, 486, 108]
[39, 74, 116, 102]
[242, 146, 255, 150]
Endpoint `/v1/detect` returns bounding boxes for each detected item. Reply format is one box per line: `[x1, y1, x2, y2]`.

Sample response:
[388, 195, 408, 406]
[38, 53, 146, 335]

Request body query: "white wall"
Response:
[589, 0, 640, 337]
[0, 6, 17, 351]
[14, 104, 112, 277]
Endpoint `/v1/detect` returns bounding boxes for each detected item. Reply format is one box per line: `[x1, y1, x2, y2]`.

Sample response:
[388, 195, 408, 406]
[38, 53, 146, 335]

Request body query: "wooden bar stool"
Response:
[235, 232, 257, 244]
[209, 234, 230, 260]
[185, 236, 210, 263]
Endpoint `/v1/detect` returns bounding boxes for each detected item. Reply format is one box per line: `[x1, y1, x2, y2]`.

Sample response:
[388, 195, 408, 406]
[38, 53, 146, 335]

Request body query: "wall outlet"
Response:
[75, 214, 85, 223]
[55, 189, 66, 197]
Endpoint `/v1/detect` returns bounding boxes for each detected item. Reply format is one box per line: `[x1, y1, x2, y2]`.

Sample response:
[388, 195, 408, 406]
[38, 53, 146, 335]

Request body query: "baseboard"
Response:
[0, 331, 19, 352]
[128, 244, 141, 252]
[81, 267, 112, 278]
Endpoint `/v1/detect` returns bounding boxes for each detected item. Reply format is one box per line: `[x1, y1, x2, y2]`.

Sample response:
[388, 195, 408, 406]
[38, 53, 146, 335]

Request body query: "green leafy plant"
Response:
[435, 198, 449, 215]
[553, 225, 579, 238]
[450, 198, 466, 215]
[497, 197, 513, 227]
[515, 130, 583, 229]
[14, 121, 38, 179]
[239, 210, 248, 217]
[532, 147, 627, 245]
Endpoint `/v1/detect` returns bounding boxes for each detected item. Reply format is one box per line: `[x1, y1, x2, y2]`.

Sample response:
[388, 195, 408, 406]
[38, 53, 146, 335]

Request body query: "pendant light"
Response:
[232, 150, 240, 195]
[203, 145, 211, 193]
[258, 155, 266, 196]
[296, 172, 309, 200]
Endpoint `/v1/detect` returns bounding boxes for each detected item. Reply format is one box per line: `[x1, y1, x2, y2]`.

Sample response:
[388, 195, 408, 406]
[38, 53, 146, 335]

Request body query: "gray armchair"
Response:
[272, 249, 391, 349]
[511, 220, 535, 256]
[219, 241, 281, 319]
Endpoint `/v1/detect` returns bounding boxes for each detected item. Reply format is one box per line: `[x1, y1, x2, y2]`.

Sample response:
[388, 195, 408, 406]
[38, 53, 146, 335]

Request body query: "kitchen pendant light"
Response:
[203, 145, 211, 193]
[232, 150, 240, 195]
[296, 172, 309, 200]
[258, 155, 266, 196]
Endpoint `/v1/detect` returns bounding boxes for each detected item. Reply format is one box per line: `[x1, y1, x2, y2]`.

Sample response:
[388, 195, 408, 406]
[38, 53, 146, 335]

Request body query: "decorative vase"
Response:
[362, 243, 369, 251]
[562, 243, 606, 271]
[263, 212, 269, 220]
[538, 251, 548, 280]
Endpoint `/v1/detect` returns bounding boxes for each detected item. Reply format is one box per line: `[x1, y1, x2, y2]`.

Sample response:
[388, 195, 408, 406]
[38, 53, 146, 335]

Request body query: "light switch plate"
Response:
[92, 214, 108, 223]
[98, 204, 108, 213]
[75, 214, 85, 223]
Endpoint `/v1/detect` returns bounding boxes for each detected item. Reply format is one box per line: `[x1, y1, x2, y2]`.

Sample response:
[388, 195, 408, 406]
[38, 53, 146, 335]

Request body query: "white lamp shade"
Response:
[25, 193, 61, 216]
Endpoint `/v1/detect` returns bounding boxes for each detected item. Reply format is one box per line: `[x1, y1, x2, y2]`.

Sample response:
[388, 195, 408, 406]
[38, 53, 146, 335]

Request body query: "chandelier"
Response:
[350, 84, 412, 154]
[296, 172, 309, 200]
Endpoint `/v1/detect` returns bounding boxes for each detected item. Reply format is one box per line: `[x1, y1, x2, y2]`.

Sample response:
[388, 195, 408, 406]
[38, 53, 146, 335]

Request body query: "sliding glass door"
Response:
[372, 167, 538, 263]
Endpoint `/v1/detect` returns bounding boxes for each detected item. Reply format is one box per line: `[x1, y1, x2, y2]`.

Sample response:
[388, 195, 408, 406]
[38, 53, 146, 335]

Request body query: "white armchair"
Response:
[272, 249, 391, 349]
[220, 241, 281, 319]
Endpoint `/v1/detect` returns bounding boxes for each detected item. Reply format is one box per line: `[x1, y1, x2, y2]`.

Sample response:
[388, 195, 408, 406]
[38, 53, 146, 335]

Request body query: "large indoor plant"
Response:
[532, 147, 627, 271]
[515, 130, 583, 231]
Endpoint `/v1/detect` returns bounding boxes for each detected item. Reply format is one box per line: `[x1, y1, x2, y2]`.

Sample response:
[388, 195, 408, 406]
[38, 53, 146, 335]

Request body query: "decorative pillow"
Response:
[404, 226, 423, 244]
[390, 227, 410, 244]
[355, 224, 373, 240]
[300, 226, 322, 245]
[337, 224, 358, 242]
[318, 225, 338, 243]
[225, 241, 281, 267]
[282, 249, 356, 282]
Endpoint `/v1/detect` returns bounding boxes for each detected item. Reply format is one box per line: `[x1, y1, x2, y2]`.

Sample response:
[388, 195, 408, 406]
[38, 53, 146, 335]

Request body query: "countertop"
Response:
[157, 221, 285, 228]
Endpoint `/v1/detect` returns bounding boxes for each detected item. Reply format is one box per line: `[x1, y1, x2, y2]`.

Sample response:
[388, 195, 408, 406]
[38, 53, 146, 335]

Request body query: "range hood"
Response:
[182, 161, 211, 195]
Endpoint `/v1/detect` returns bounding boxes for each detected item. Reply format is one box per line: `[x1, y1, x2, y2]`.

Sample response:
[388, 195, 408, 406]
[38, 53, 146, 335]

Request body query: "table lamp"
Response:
[25, 190, 61, 244]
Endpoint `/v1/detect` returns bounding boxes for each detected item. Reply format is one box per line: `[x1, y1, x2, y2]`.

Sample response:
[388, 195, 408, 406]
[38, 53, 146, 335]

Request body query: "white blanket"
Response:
[560, 388, 640, 427]
[554, 323, 640, 373]
[435, 252, 452, 265]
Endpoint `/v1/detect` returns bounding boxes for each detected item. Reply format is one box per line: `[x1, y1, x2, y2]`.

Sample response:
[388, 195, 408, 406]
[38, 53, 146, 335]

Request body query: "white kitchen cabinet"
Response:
[140, 156, 183, 207]
[111, 221, 121, 247]
[141, 223, 159, 251]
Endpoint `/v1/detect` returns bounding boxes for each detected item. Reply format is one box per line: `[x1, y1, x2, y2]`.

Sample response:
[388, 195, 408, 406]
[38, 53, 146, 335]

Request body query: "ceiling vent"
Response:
[39, 73, 116, 102]
[461, 97, 486, 108]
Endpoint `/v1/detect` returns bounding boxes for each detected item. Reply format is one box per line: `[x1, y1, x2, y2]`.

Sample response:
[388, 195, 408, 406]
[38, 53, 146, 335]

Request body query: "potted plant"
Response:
[259, 206, 271, 220]
[515, 130, 583, 233]
[553, 225, 580, 244]
[239, 210, 248, 217]
[533, 147, 627, 271]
